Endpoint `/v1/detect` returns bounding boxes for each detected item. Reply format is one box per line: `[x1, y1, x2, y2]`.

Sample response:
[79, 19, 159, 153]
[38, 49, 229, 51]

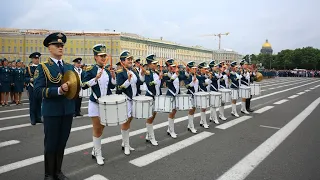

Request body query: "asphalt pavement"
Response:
[0, 77, 320, 180]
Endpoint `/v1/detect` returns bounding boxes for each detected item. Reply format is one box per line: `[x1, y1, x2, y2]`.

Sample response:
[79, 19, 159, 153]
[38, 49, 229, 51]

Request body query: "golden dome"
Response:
[262, 39, 272, 48]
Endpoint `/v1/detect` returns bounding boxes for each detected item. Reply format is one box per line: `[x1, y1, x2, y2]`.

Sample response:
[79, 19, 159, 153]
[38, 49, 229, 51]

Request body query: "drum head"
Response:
[133, 95, 153, 101]
[210, 92, 222, 95]
[194, 92, 209, 96]
[219, 89, 231, 92]
[98, 94, 126, 104]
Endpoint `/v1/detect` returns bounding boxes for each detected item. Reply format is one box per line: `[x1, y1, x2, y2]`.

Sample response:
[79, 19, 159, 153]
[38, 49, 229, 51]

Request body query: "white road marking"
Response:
[288, 95, 299, 99]
[84, 174, 109, 180]
[129, 132, 213, 167]
[216, 116, 252, 130]
[216, 97, 320, 180]
[71, 125, 92, 132]
[297, 92, 305, 95]
[305, 89, 310, 92]
[273, 99, 288, 105]
[0, 114, 29, 121]
[0, 140, 20, 148]
[268, 87, 275, 90]
[254, 106, 274, 114]
[0, 80, 319, 174]
[0, 102, 89, 114]
[310, 87, 315, 90]
[259, 125, 281, 130]
[0, 123, 35, 132]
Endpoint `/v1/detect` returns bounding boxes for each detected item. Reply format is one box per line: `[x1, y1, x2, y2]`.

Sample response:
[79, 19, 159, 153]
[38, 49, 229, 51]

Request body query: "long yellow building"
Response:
[0, 28, 213, 65]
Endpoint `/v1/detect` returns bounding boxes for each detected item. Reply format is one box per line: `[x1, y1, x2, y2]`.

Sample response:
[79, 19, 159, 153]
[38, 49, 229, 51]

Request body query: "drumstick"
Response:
[180, 60, 187, 67]
[120, 61, 132, 78]
[160, 60, 163, 72]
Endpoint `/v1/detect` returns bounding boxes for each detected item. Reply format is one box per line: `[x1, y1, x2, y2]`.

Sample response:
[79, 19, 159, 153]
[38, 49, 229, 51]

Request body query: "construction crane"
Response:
[201, 32, 230, 49]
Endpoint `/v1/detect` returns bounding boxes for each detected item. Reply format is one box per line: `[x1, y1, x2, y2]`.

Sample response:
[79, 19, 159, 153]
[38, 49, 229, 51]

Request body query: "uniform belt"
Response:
[168, 89, 177, 96]
[210, 84, 217, 91]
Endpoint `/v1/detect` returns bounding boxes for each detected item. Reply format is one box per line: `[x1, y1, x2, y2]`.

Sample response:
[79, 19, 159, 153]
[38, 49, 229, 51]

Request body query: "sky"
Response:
[0, 0, 319, 55]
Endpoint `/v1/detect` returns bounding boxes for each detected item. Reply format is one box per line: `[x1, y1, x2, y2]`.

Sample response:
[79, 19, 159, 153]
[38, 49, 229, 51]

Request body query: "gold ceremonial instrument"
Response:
[62, 70, 80, 99]
[256, 72, 263, 82]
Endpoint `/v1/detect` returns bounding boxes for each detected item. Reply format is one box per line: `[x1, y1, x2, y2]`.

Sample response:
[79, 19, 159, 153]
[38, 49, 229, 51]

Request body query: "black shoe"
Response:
[31, 122, 36, 125]
[44, 175, 56, 180]
[56, 172, 69, 180]
[76, 114, 83, 116]
[36, 120, 43, 123]
[247, 109, 254, 112]
[73, 114, 77, 117]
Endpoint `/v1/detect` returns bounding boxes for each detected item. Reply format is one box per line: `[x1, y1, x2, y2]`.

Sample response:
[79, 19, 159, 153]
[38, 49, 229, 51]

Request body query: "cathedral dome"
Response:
[262, 39, 272, 48]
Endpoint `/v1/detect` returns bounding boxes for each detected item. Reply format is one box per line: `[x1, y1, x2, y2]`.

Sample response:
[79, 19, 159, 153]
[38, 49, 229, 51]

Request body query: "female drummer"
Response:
[165, 59, 180, 138]
[208, 61, 220, 124]
[183, 61, 198, 134]
[239, 60, 250, 114]
[82, 44, 116, 165]
[218, 63, 228, 120]
[197, 62, 211, 129]
[117, 50, 144, 155]
[144, 54, 162, 146]
[230, 61, 240, 117]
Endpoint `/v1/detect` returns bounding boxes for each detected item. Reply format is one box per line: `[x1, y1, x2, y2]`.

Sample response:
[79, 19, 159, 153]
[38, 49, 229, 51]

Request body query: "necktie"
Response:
[58, 61, 64, 75]
[78, 68, 81, 73]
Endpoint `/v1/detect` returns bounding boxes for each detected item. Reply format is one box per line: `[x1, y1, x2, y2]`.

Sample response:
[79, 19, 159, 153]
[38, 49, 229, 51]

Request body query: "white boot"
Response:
[121, 129, 135, 151]
[200, 112, 209, 129]
[219, 106, 227, 121]
[187, 115, 197, 134]
[92, 136, 104, 165]
[210, 107, 220, 124]
[241, 102, 250, 114]
[209, 107, 214, 121]
[146, 123, 158, 146]
[167, 118, 177, 138]
[231, 103, 240, 117]
[121, 129, 131, 155]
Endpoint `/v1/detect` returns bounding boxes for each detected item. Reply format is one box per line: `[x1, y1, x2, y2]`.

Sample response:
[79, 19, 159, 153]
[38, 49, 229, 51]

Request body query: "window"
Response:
[14, 47, 17, 53]
[64, 48, 67, 52]
[107, 49, 110, 54]
[35, 40, 37, 44]
[20, 40, 22, 44]
[14, 39, 16, 43]
[81, 48, 83, 53]
[8, 46, 11, 52]
[85, 48, 88, 54]
[35, 47, 38, 51]
[30, 47, 33, 52]
[2, 39, 4, 43]
[116, 42, 118, 46]
[44, 48, 46, 53]
[76, 48, 79, 54]
[26, 47, 28, 53]
[70, 48, 73, 53]
[116, 49, 118, 55]
[40, 47, 42, 52]
[20, 47, 22, 52]
[2, 46, 4, 52]
[26, 40, 29, 43]
[70, 41, 73, 44]
[31, 40, 33, 43]
[8, 39, 10, 43]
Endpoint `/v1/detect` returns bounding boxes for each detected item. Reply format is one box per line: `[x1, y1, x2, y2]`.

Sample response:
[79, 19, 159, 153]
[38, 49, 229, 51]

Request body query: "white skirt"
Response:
[88, 100, 99, 117]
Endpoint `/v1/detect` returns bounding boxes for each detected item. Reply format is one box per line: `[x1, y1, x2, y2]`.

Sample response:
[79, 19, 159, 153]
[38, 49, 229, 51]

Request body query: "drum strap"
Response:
[168, 89, 176, 96]
[231, 82, 238, 88]
[241, 80, 249, 86]
[187, 89, 194, 95]
[146, 89, 154, 96]
[210, 84, 217, 91]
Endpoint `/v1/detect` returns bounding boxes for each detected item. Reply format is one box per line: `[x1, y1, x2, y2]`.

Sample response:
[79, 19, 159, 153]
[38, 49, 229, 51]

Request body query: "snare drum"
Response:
[250, 83, 261, 96]
[98, 94, 128, 126]
[175, 94, 193, 111]
[218, 89, 231, 103]
[231, 89, 239, 100]
[132, 96, 154, 119]
[239, 86, 251, 98]
[154, 95, 175, 113]
[194, 92, 210, 109]
[209, 92, 222, 108]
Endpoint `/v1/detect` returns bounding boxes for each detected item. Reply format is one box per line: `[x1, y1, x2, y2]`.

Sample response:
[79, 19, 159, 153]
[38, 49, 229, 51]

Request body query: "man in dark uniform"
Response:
[134, 58, 142, 95]
[34, 32, 75, 180]
[73, 57, 84, 117]
[25, 52, 43, 125]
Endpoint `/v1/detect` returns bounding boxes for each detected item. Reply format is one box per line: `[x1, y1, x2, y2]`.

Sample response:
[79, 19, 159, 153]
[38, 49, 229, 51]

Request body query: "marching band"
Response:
[0, 32, 262, 179]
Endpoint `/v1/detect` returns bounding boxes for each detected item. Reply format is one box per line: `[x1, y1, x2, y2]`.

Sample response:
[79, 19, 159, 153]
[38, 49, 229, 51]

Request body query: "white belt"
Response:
[210, 84, 217, 91]
[168, 89, 176, 96]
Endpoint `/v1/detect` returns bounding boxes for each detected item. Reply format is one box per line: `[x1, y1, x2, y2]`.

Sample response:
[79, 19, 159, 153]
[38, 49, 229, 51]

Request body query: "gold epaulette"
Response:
[145, 70, 150, 75]
[84, 65, 93, 71]
[41, 63, 62, 83]
[117, 69, 123, 73]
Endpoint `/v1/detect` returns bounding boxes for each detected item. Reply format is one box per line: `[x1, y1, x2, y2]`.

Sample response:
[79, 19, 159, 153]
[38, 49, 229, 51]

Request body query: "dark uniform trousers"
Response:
[34, 59, 75, 179]
[74, 97, 82, 115]
[28, 86, 42, 124]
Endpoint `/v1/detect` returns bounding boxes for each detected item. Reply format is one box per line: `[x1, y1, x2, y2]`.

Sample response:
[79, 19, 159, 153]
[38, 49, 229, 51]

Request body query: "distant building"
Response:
[0, 28, 213, 64]
[260, 39, 273, 55]
[213, 49, 243, 64]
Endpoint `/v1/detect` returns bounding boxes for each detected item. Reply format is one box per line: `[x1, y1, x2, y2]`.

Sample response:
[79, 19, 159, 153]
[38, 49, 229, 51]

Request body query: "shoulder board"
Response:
[117, 69, 123, 73]
[145, 70, 150, 75]
[85, 65, 94, 71]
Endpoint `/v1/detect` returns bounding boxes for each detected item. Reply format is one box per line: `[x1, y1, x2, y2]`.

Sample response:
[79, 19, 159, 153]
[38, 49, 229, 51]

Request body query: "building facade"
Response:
[260, 39, 273, 55]
[213, 49, 243, 64]
[0, 28, 213, 65]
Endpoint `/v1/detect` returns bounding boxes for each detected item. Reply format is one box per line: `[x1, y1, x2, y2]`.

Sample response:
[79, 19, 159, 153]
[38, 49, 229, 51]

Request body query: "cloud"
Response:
[1, 0, 319, 55]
